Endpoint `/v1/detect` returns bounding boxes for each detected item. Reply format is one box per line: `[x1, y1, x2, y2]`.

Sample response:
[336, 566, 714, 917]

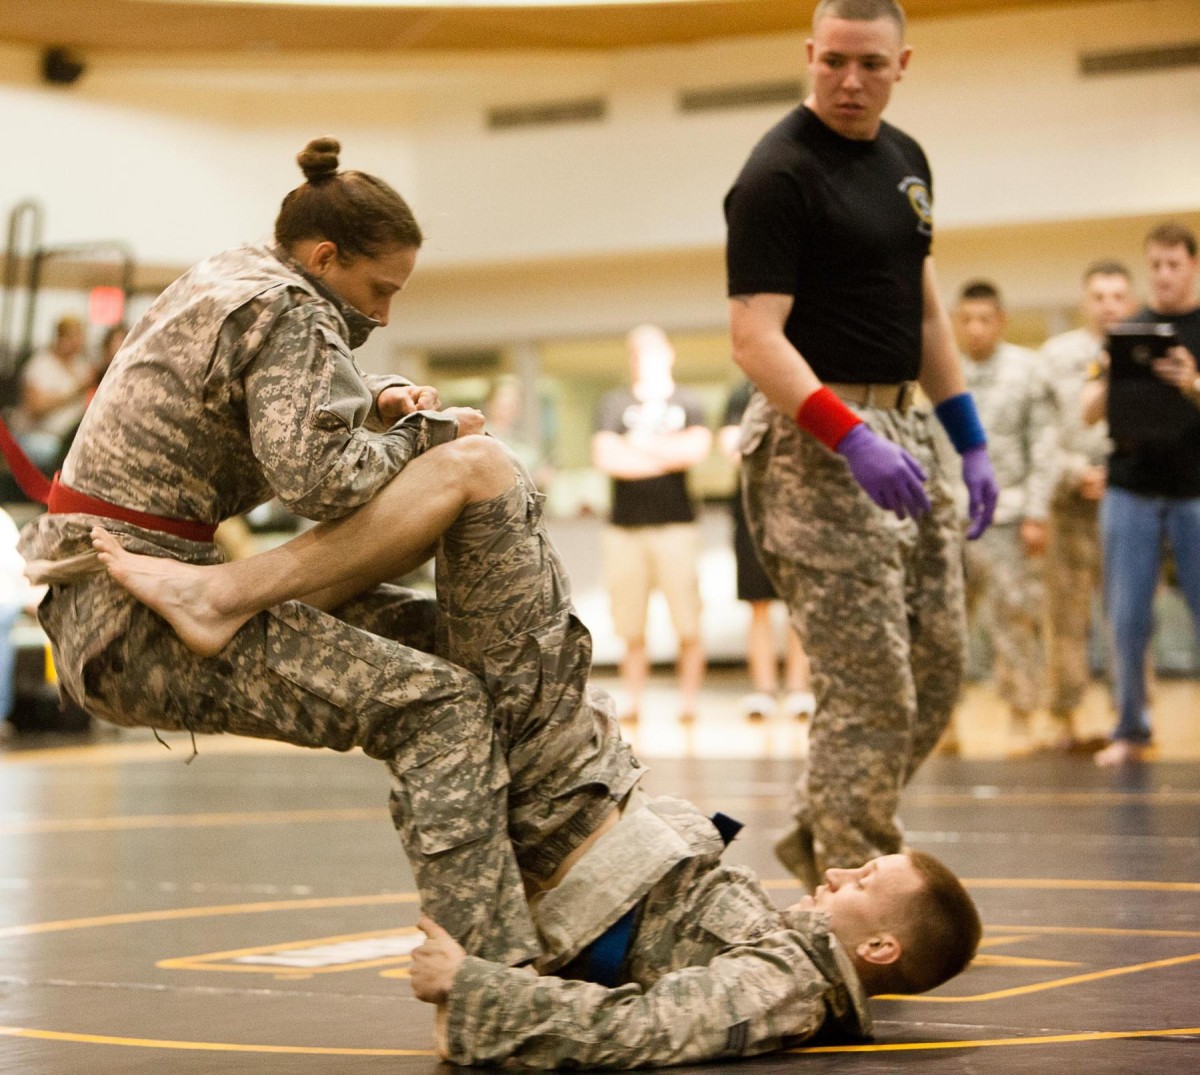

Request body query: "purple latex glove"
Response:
[836, 423, 931, 521]
[961, 444, 998, 539]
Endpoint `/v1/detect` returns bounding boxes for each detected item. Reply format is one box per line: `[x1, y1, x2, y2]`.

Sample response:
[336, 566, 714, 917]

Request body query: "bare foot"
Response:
[90, 527, 247, 656]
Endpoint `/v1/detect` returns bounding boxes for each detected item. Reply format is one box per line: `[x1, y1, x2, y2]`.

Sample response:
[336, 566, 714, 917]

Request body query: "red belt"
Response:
[47, 479, 217, 544]
[0, 414, 217, 544]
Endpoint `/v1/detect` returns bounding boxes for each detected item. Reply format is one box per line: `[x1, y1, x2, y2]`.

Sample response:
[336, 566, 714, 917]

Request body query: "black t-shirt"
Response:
[1107, 305, 1200, 499]
[595, 386, 706, 527]
[724, 105, 933, 384]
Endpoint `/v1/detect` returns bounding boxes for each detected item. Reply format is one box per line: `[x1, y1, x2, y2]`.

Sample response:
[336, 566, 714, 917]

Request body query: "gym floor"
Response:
[2, 673, 1198, 1074]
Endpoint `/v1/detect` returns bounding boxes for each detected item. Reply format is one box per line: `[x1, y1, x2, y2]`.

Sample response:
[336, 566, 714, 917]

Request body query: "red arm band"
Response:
[795, 387, 862, 451]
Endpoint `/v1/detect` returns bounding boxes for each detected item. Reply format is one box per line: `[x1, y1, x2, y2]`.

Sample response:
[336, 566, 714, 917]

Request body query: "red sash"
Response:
[0, 416, 217, 544]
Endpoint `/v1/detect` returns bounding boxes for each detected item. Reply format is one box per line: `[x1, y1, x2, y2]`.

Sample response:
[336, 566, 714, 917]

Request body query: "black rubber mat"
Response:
[2, 738, 1198, 1073]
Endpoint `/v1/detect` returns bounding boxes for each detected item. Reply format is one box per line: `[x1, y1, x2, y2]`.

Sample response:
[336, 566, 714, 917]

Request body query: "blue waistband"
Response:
[564, 811, 744, 987]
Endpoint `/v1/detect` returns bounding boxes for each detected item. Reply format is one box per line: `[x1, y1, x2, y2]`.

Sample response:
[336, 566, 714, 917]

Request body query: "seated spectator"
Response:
[11, 316, 98, 476]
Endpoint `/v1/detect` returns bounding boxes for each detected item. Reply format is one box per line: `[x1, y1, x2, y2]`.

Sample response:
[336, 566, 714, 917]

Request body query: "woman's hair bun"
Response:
[297, 137, 341, 184]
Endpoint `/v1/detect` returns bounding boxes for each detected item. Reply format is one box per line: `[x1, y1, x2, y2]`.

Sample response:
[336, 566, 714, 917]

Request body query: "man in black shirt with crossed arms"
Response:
[725, 0, 999, 888]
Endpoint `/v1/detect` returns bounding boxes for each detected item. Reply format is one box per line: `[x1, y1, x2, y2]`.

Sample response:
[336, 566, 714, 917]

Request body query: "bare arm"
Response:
[718, 424, 741, 459]
[592, 424, 712, 479]
[22, 382, 83, 420]
[728, 293, 820, 417]
[1081, 370, 1108, 426]
[20, 359, 95, 420]
[591, 430, 671, 479]
[1152, 344, 1200, 404]
[917, 258, 968, 405]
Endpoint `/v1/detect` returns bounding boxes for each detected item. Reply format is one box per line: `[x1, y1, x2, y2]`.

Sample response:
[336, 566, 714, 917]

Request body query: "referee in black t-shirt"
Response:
[724, 0, 999, 890]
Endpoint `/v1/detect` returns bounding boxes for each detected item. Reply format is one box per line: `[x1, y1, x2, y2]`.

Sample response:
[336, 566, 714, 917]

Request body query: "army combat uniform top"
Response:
[17, 243, 554, 966]
[444, 790, 872, 1069]
[960, 342, 1056, 528]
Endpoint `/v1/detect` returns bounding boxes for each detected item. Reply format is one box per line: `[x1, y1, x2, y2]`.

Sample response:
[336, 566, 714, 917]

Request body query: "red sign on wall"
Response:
[88, 286, 125, 327]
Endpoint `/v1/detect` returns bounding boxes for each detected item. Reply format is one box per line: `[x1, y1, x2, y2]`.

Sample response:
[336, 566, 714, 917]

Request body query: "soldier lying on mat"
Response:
[83, 450, 980, 1069]
[409, 820, 979, 1069]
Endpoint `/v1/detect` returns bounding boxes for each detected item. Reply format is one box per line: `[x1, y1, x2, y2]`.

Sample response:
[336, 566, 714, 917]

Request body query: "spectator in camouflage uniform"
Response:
[953, 280, 1058, 755]
[1040, 262, 1136, 750]
[19, 136, 587, 967]
[88, 456, 981, 1071]
[724, 0, 999, 888]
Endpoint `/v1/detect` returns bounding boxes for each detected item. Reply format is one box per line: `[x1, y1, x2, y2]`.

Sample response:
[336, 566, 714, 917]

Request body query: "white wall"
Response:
[3, 0, 1197, 266]
[0, 0, 1197, 353]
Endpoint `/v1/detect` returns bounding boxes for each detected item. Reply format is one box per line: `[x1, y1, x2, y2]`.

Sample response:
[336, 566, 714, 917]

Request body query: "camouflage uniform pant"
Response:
[1045, 494, 1101, 717]
[432, 474, 643, 882]
[742, 402, 966, 871]
[964, 521, 1045, 717]
[53, 469, 640, 964]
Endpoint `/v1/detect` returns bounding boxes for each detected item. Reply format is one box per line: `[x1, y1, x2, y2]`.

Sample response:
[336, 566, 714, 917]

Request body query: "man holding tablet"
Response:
[1083, 221, 1200, 765]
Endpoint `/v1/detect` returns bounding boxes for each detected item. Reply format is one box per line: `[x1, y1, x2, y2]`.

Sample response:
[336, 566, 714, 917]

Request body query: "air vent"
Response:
[487, 97, 607, 131]
[1079, 42, 1200, 77]
[678, 80, 804, 114]
[426, 348, 503, 374]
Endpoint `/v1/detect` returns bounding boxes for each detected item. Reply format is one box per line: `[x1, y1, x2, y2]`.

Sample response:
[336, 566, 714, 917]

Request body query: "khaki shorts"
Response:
[602, 522, 702, 643]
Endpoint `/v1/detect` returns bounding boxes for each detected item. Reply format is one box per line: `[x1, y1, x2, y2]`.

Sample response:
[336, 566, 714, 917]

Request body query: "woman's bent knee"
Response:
[441, 435, 517, 501]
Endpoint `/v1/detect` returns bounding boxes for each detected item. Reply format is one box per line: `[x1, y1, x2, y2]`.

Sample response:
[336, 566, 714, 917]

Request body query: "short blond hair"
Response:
[813, 0, 906, 36]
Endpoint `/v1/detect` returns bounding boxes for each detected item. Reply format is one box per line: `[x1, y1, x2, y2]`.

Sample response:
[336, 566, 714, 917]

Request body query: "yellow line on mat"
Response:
[0, 893, 419, 939]
[794, 1026, 1200, 1053]
[0, 1026, 435, 1056]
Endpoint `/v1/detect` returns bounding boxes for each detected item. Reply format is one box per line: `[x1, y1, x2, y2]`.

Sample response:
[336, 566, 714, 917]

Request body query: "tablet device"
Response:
[1105, 322, 1196, 443]
[1107, 323, 1178, 381]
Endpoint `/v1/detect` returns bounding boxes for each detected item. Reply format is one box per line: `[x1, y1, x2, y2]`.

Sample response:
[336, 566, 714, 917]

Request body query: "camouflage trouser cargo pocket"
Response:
[745, 410, 902, 581]
[472, 609, 638, 879]
[265, 602, 395, 711]
[390, 732, 509, 856]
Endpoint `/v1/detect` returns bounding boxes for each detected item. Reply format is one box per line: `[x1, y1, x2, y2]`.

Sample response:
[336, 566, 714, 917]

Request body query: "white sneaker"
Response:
[1094, 739, 1150, 767]
[783, 690, 816, 719]
[740, 692, 776, 720]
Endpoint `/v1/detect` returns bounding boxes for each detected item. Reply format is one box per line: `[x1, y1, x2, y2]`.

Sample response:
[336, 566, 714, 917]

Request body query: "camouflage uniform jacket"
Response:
[1039, 327, 1111, 502]
[18, 242, 455, 706]
[961, 342, 1058, 525]
[444, 792, 871, 1069]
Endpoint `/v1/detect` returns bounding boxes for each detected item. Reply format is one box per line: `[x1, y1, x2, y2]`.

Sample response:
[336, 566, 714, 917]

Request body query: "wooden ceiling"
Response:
[5, 0, 1117, 55]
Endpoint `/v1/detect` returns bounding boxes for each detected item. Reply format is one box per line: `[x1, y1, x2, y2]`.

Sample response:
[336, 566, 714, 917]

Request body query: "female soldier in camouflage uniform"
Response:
[18, 137, 587, 966]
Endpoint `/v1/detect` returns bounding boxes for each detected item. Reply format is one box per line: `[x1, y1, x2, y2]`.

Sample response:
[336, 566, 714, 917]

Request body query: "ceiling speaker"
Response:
[42, 47, 86, 86]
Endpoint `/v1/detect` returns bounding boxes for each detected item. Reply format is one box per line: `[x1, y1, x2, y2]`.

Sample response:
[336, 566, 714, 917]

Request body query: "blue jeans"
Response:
[1101, 487, 1200, 743]
[0, 601, 20, 721]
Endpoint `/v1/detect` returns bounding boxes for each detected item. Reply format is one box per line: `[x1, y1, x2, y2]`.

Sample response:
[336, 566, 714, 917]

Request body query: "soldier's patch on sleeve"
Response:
[726, 1019, 750, 1054]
